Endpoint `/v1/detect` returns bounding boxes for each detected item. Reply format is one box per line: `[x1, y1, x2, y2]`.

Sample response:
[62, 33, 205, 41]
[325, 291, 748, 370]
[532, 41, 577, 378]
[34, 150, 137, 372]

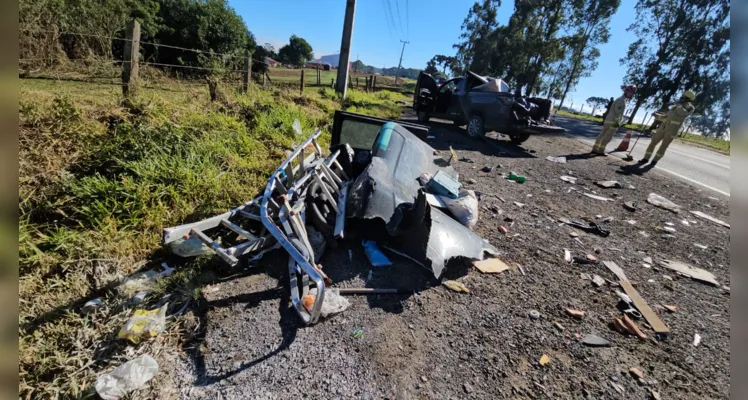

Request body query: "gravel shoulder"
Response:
[161, 109, 730, 399]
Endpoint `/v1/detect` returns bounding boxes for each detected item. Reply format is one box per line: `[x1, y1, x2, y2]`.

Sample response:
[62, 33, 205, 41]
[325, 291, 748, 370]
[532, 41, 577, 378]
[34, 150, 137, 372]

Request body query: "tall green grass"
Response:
[18, 78, 408, 398]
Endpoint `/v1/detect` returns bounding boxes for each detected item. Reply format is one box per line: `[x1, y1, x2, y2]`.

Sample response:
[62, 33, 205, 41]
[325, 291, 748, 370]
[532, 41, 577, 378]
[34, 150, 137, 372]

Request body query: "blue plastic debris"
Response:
[362, 240, 392, 267]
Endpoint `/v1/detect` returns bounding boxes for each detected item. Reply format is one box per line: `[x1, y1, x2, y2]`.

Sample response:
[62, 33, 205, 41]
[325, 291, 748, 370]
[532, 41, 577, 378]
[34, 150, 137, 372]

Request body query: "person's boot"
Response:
[638, 158, 649, 164]
[650, 160, 658, 166]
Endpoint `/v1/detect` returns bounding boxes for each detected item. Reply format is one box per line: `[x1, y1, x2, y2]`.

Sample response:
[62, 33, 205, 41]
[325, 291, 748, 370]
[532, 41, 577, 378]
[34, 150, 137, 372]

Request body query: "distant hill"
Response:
[319, 54, 421, 80]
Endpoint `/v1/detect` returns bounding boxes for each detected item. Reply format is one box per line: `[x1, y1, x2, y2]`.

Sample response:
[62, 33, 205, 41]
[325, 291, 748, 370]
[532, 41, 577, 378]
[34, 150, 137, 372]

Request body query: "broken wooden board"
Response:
[602, 260, 628, 281]
[660, 259, 719, 286]
[690, 210, 730, 229]
[619, 280, 670, 337]
[473, 258, 511, 274]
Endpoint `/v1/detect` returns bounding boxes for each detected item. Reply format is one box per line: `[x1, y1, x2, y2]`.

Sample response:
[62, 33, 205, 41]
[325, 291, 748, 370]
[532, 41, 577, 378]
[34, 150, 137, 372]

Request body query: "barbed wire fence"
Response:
[19, 21, 396, 98]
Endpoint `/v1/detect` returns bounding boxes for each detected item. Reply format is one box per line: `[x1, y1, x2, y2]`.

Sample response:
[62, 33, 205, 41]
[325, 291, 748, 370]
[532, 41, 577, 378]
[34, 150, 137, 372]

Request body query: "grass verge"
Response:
[555, 109, 730, 154]
[18, 77, 408, 398]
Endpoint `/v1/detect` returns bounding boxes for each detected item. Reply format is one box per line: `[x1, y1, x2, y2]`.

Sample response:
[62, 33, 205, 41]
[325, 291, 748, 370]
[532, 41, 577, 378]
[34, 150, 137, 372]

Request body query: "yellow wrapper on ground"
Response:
[118, 303, 168, 343]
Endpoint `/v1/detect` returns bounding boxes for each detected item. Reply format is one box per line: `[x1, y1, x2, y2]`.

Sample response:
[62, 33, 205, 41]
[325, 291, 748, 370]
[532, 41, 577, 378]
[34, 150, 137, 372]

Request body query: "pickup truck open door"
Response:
[413, 72, 438, 120]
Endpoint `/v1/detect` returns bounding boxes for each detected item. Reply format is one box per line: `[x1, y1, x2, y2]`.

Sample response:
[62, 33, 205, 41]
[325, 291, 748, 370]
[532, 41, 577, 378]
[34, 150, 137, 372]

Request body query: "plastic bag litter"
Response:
[440, 189, 479, 229]
[118, 303, 168, 343]
[168, 236, 213, 257]
[647, 193, 681, 213]
[362, 240, 392, 267]
[124, 263, 175, 289]
[307, 288, 350, 318]
[95, 354, 159, 400]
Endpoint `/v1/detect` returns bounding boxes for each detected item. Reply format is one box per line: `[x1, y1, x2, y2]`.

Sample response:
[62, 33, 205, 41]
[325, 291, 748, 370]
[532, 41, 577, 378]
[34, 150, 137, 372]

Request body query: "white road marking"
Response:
[561, 132, 730, 197]
[653, 166, 730, 197]
[661, 148, 730, 170]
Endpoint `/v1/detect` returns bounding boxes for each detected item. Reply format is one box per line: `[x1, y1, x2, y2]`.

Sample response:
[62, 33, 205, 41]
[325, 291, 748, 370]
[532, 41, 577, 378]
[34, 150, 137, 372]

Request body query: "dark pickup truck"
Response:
[413, 71, 565, 144]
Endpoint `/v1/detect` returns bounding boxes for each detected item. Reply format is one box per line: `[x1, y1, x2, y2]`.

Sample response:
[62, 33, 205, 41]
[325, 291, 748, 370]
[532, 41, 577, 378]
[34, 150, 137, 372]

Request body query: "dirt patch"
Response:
[162, 108, 729, 399]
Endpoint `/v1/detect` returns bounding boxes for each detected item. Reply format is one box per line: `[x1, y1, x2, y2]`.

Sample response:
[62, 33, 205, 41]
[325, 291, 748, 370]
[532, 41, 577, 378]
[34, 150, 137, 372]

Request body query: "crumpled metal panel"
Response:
[348, 122, 498, 278]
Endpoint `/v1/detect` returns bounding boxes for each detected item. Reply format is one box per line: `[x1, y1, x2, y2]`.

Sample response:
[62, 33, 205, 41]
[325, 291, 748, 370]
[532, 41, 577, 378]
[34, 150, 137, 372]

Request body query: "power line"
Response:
[395, 0, 405, 38]
[385, 0, 399, 39]
[380, 0, 395, 40]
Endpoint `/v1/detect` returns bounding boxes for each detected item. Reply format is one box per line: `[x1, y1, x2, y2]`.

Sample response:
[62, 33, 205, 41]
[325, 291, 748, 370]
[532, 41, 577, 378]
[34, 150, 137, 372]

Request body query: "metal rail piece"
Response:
[163, 128, 350, 325]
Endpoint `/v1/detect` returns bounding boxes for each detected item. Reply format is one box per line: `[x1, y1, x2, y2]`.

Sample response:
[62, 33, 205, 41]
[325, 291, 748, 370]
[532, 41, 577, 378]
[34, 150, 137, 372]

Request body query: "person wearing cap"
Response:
[591, 85, 637, 155]
[639, 90, 696, 165]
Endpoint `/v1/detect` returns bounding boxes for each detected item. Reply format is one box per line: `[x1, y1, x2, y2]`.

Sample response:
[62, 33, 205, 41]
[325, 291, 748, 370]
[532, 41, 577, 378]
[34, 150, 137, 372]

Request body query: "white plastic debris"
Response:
[440, 189, 479, 229]
[615, 291, 633, 304]
[546, 156, 567, 163]
[560, 175, 577, 184]
[642, 263, 652, 269]
[647, 193, 681, 213]
[693, 333, 701, 347]
[308, 288, 350, 318]
[292, 119, 303, 135]
[82, 298, 104, 314]
[584, 193, 613, 201]
[95, 355, 159, 400]
[663, 226, 676, 233]
[694, 243, 708, 250]
[564, 249, 572, 263]
[124, 263, 175, 289]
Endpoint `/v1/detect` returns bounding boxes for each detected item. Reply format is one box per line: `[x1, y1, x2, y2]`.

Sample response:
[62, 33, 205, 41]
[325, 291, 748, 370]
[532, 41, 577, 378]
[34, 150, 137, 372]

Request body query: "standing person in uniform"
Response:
[591, 85, 636, 155]
[639, 90, 696, 165]
[600, 97, 614, 123]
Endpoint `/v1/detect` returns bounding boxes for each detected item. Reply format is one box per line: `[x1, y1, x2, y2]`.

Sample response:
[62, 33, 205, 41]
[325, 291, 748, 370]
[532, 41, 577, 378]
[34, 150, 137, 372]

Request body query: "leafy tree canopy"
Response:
[278, 35, 313, 67]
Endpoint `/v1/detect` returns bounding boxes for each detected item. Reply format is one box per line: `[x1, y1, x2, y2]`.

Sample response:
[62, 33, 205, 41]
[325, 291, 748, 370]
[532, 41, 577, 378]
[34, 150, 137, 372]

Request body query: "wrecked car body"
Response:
[163, 111, 498, 324]
[413, 71, 565, 143]
[347, 121, 497, 278]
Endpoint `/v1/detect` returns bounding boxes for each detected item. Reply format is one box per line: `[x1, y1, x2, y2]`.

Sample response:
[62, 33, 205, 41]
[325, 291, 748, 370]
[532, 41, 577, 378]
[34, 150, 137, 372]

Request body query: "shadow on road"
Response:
[397, 112, 538, 159]
[187, 251, 301, 387]
[616, 162, 657, 176]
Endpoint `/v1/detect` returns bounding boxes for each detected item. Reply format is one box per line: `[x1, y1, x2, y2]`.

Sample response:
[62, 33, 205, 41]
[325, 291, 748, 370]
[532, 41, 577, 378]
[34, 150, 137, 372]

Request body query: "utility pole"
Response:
[335, 0, 357, 97]
[394, 40, 409, 86]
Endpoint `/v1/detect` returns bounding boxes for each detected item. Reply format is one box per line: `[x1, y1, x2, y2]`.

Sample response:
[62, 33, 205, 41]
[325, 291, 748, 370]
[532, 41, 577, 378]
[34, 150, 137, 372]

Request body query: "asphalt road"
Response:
[553, 115, 731, 197]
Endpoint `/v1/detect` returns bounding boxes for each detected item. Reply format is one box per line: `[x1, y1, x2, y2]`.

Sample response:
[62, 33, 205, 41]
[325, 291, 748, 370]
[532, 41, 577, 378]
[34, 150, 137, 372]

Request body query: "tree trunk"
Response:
[557, 57, 581, 111]
[591, 105, 598, 115]
[627, 98, 643, 126]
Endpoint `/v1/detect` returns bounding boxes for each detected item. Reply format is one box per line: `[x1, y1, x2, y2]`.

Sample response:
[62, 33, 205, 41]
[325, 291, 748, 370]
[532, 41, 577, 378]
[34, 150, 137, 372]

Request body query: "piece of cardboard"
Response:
[473, 258, 511, 274]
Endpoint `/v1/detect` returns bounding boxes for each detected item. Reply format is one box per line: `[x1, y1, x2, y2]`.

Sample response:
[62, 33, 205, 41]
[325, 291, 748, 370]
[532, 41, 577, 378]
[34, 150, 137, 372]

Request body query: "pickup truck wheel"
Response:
[466, 115, 485, 137]
[417, 111, 430, 122]
[509, 133, 531, 144]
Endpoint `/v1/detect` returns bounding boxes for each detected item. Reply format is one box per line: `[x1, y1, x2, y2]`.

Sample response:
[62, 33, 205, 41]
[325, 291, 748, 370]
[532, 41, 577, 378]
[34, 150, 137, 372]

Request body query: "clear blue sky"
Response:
[232, 0, 649, 122]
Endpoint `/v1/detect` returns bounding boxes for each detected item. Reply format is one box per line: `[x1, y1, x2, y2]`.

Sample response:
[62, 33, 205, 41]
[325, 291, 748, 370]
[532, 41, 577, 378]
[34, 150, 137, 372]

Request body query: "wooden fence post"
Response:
[122, 19, 140, 97]
[300, 70, 305, 94]
[348, 75, 353, 89]
[356, 77, 359, 88]
[372, 75, 377, 91]
[317, 69, 321, 86]
[331, 78, 334, 88]
[242, 50, 250, 93]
